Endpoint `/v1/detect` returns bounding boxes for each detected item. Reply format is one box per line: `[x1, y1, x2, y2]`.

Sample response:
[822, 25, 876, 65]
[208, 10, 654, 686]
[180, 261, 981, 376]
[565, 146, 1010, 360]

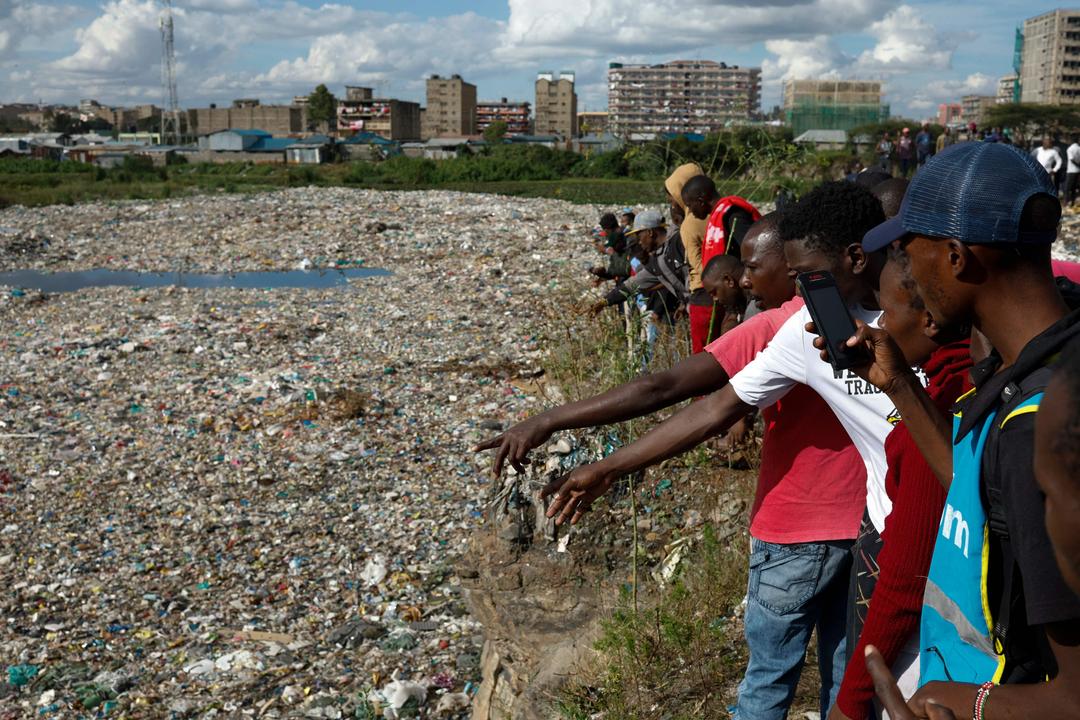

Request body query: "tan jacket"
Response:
[665, 163, 708, 292]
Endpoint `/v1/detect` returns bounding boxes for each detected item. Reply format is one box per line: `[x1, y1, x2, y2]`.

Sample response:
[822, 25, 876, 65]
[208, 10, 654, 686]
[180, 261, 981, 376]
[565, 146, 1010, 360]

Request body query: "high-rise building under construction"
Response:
[782, 79, 888, 137]
[607, 60, 760, 137]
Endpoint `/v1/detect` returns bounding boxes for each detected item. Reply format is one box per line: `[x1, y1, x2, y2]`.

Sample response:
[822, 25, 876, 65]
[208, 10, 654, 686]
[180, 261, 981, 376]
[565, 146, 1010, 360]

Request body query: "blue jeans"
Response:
[735, 537, 853, 720]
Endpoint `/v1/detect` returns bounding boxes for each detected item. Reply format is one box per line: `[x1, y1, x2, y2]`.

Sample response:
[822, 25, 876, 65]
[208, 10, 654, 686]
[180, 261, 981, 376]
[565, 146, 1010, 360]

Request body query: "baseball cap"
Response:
[862, 142, 1059, 252]
[626, 209, 666, 236]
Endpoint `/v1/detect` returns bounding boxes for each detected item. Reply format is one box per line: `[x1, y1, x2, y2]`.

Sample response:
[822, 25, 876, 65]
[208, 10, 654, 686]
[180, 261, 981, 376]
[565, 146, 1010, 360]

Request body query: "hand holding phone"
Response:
[796, 271, 867, 370]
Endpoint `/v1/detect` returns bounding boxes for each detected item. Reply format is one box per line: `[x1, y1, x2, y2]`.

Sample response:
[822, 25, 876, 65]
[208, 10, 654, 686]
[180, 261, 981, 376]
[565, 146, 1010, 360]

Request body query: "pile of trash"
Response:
[0, 188, 611, 717]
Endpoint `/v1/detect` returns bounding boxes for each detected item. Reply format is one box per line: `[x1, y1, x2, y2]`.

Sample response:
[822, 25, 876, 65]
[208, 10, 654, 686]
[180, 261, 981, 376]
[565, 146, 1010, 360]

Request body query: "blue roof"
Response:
[293, 134, 333, 145]
[658, 132, 706, 142]
[249, 137, 298, 152]
[225, 129, 272, 137]
[342, 132, 396, 146]
[507, 135, 560, 143]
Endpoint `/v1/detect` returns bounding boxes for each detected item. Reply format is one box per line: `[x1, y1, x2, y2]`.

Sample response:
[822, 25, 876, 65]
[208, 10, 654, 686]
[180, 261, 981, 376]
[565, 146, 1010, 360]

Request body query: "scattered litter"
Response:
[0, 188, 601, 716]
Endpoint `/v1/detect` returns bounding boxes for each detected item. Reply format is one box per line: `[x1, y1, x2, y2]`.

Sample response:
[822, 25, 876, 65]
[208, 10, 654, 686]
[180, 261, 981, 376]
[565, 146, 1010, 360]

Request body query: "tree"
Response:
[307, 84, 338, 133]
[986, 103, 1080, 143]
[49, 112, 76, 134]
[482, 120, 508, 143]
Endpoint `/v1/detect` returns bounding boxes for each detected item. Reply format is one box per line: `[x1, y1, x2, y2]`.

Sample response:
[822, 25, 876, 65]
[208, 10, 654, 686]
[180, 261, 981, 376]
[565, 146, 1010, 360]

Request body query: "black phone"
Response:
[796, 270, 866, 370]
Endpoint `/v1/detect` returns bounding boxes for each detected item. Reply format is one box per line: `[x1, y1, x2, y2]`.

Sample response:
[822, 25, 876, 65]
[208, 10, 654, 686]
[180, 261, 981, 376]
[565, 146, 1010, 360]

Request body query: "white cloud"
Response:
[259, 12, 503, 88]
[926, 72, 997, 97]
[0, 0, 985, 119]
[901, 72, 998, 115]
[855, 5, 954, 71]
[496, 0, 894, 62]
[762, 36, 850, 83]
[0, 0, 80, 60]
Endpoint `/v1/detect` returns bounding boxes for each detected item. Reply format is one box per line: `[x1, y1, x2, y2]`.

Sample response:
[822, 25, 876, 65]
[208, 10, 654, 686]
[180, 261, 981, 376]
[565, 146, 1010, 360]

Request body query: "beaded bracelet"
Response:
[973, 681, 995, 720]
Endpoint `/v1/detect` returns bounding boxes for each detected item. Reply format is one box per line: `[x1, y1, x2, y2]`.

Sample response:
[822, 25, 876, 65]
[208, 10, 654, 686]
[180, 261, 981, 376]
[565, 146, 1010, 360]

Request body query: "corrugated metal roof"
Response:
[794, 129, 848, 144]
[221, 129, 273, 137]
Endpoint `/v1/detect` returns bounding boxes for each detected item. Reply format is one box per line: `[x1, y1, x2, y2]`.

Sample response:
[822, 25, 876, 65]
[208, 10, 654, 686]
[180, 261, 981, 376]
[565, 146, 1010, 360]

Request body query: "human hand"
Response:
[540, 461, 619, 525]
[473, 415, 553, 478]
[807, 319, 914, 395]
[865, 646, 957, 720]
[909, 682, 977, 720]
[588, 301, 608, 316]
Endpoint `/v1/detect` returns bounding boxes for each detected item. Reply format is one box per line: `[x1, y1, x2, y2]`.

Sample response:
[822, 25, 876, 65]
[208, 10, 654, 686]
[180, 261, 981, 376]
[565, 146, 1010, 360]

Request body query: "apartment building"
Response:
[937, 102, 964, 127]
[577, 111, 609, 136]
[476, 98, 531, 136]
[1019, 9, 1080, 104]
[422, 74, 477, 138]
[187, 98, 306, 137]
[337, 86, 421, 141]
[997, 74, 1019, 104]
[608, 61, 760, 137]
[961, 94, 998, 128]
[535, 72, 578, 139]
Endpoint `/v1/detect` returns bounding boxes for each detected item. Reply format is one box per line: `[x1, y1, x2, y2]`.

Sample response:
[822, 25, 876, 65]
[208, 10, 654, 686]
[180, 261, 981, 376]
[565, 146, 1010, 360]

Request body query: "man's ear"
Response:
[947, 239, 976, 280]
[922, 309, 940, 339]
[847, 243, 867, 274]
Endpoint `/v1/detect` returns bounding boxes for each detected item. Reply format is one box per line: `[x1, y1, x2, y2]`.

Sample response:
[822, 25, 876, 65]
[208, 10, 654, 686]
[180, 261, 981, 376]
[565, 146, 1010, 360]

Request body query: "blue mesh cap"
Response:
[863, 142, 1059, 252]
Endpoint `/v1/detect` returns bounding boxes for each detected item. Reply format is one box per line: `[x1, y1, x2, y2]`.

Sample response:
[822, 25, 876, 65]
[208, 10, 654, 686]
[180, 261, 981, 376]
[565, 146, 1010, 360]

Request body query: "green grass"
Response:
[0, 155, 813, 209]
[533, 291, 826, 719]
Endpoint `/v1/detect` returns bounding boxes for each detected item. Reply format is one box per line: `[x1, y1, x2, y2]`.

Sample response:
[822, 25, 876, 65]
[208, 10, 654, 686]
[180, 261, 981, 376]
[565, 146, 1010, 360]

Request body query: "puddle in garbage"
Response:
[0, 267, 391, 293]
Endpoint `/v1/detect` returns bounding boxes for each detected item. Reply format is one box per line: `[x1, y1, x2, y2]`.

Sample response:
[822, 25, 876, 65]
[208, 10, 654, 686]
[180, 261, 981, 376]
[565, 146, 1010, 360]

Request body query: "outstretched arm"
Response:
[475, 352, 729, 477]
[541, 384, 754, 524]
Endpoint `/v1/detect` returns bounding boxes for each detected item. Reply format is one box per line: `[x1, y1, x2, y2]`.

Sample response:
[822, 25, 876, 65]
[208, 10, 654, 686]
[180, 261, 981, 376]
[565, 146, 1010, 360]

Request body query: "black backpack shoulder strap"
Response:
[985, 366, 1057, 681]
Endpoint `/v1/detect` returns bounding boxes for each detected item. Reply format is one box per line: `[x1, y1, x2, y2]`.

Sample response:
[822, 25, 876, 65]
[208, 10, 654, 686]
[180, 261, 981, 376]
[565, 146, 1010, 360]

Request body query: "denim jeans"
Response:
[734, 537, 854, 720]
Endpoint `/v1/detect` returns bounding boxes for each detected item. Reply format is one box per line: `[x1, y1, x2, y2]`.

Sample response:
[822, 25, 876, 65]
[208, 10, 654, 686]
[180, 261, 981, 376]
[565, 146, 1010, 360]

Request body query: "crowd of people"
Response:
[475, 141, 1080, 720]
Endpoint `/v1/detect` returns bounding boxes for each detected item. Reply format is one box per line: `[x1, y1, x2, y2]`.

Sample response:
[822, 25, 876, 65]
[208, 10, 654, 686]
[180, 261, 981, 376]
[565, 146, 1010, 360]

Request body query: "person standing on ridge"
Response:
[664, 163, 709, 349]
[681, 174, 760, 350]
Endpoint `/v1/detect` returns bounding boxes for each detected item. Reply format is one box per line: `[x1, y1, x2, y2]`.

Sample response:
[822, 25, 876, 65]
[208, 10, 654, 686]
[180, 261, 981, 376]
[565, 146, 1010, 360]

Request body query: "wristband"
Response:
[973, 680, 994, 720]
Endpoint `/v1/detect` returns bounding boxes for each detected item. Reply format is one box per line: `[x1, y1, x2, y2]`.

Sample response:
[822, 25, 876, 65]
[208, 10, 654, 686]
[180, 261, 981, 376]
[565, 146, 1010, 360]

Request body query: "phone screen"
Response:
[797, 271, 864, 370]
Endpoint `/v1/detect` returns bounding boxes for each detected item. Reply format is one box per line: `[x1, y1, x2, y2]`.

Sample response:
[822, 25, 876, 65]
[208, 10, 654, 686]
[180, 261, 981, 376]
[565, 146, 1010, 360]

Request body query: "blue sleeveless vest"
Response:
[918, 391, 1044, 686]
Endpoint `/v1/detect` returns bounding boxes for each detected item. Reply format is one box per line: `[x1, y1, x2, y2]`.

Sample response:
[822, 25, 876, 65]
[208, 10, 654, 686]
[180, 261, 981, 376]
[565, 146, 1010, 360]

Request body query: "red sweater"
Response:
[835, 342, 972, 719]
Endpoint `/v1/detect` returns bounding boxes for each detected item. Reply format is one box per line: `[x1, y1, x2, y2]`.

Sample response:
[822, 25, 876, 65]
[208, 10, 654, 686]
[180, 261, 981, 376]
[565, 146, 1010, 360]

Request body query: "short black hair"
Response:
[872, 177, 909, 219]
[599, 212, 618, 230]
[702, 253, 743, 284]
[854, 169, 892, 189]
[1052, 336, 1080, 477]
[681, 174, 717, 201]
[778, 181, 885, 257]
[621, 211, 636, 222]
[886, 245, 926, 311]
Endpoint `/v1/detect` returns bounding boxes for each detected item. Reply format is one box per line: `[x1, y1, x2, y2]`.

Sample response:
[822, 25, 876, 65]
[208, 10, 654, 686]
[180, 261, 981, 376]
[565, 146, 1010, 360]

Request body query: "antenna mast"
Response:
[159, 0, 181, 144]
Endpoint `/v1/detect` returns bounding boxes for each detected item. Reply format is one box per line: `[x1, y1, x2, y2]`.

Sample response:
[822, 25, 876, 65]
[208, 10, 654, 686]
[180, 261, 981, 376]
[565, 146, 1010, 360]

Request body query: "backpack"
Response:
[982, 278, 1080, 682]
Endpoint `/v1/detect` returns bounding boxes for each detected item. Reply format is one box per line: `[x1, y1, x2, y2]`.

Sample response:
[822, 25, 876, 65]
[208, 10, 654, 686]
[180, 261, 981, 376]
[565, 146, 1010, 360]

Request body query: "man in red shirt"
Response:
[478, 214, 866, 719]
[680, 175, 760, 351]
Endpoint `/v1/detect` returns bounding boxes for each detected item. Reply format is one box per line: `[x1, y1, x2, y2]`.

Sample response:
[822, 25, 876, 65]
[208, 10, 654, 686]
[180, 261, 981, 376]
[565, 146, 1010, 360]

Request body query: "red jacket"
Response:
[835, 342, 973, 719]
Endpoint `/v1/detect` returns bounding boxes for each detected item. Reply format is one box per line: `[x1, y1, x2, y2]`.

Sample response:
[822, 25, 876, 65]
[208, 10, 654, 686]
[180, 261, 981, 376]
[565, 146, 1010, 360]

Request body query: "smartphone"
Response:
[796, 270, 866, 370]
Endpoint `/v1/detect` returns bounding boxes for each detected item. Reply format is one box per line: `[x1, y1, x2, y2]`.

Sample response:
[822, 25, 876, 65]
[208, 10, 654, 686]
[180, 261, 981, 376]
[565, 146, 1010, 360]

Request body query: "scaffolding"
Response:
[786, 102, 888, 137]
[1014, 27, 1024, 103]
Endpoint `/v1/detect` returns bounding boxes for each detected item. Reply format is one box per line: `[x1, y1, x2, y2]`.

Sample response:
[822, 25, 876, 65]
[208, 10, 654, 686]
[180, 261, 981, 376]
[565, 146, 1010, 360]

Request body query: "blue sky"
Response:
[0, 1, 1060, 119]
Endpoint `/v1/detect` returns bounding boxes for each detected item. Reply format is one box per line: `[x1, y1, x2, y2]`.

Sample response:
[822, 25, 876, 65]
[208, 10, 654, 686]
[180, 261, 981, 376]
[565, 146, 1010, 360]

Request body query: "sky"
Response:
[0, 0, 1060, 120]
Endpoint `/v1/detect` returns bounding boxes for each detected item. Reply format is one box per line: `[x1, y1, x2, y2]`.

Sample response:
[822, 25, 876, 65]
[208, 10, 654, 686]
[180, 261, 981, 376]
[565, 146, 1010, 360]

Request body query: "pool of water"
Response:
[0, 267, 391, 293]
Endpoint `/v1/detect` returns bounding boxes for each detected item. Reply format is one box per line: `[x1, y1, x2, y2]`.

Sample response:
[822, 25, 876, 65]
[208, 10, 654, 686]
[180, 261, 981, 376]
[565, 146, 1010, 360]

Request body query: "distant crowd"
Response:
[477, 139, 1080, 719]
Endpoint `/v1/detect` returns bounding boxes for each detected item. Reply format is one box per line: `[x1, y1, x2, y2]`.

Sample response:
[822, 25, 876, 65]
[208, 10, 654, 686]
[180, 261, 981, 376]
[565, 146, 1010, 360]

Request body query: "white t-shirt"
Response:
[1067, 143, 1080, 174]
[1034, 146, 1063, 175]
[729, 305, 922, 534]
